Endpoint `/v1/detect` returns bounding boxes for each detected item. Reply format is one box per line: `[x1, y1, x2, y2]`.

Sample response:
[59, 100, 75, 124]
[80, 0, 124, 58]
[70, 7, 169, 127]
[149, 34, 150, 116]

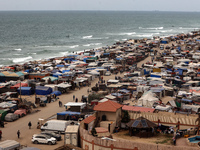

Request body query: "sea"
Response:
[0, 11, 200, 66]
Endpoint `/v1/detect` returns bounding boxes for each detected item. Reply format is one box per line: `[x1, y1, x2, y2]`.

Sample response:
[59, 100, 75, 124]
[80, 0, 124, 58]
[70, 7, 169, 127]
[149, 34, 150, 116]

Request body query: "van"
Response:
[41, 120, 73, 133]
[0, 140, 20, 150]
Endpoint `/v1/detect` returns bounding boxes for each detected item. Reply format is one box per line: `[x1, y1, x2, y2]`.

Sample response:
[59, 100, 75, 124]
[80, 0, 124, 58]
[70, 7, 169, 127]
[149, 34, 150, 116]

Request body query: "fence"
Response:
[128, 111, 198, 128]
[80, 127, 199, 150]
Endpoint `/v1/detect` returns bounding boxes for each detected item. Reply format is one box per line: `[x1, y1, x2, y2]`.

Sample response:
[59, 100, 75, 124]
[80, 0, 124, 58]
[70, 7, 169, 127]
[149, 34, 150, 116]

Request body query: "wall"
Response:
[80, 127, 199, 150]
[98, 111, 116, 122]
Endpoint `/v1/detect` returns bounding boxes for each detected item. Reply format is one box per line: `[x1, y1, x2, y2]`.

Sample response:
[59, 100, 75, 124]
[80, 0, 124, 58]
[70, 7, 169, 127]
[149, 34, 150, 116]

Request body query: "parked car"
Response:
[14, 109, 26, 117]
[32, 134, 56, 145]
[5, 113, 19, 122]
[105, 71, 111, 76]
[41, 131, 61, 141]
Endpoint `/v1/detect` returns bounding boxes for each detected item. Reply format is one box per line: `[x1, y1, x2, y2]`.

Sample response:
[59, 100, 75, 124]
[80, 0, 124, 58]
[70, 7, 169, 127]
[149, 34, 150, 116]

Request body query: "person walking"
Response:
[0, 130, 2, 140]
[73, 95, 75, 101]
[17, 130, 20, 139]
[87, 88, 90, 94]
[28, 121, 32, 129]
[59, 101, 62, 107]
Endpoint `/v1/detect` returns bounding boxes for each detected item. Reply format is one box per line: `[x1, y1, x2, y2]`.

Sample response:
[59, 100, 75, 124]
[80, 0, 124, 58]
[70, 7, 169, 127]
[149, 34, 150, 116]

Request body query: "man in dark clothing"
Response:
[0, 130, 2, 140]
[59, 101, 62, 107]
[75, 98, 78, 102]
[28, 121, 32, 129]
[17, 130, 20, 139]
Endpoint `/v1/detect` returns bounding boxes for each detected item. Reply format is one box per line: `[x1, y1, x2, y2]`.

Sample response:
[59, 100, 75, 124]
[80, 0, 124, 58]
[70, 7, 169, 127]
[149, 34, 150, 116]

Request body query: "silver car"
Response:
[32, 134, 56, 145]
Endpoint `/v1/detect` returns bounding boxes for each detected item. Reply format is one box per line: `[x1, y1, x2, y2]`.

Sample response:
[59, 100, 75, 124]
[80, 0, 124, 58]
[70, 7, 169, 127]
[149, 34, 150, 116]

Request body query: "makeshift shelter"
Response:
[137, 91, 159, 108]
[57, 111, 81, 120]
[127, 116, 157, 138]
[17, 87, 34, 95]
[35, 86, 52, 95]
[10, 82, 28, 89]
[64, 102, 86, 112]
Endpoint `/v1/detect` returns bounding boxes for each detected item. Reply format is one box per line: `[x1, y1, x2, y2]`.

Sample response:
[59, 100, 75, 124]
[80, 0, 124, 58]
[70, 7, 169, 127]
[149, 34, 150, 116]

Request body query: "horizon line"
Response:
[0, 10, 199, 13]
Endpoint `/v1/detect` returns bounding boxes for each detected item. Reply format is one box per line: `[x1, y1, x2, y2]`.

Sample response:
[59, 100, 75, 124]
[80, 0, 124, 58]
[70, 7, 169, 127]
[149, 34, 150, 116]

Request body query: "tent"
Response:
[51, 91, 62, 96]
[10, 83, 28, 89]
[35, 86, 52, 95]
[17, 87, 33, 95]
[137, 91, 159, 108]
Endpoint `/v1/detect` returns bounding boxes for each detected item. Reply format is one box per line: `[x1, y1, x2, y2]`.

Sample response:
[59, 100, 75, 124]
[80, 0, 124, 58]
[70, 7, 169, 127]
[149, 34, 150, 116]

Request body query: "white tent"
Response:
[88, 70, 100, 76]
[137, 91, 159, 108]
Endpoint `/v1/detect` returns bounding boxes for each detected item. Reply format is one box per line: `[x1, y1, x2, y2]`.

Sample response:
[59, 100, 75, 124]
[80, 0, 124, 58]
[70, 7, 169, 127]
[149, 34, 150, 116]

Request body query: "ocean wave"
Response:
[107, 32, 136, 36]
[13, 54, 24, 56]
[120, 32, 136, 36]
[82, 35, 93, 39]
[139, 27, 164, 30]
[135, 34, 153, 38]
[83, 43, 102, 47]
[179, 27, 199, 30]
[68, 45, 79, 48]
[14, 48, 22, 51]
[60, 51, 69, 56]
[13, 56, 32, 63]
[122, 39, 127, 41]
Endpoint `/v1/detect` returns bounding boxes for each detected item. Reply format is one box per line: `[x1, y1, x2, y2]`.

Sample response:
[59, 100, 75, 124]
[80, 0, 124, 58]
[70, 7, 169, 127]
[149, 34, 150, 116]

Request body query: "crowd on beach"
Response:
[1, 30, 200, 148]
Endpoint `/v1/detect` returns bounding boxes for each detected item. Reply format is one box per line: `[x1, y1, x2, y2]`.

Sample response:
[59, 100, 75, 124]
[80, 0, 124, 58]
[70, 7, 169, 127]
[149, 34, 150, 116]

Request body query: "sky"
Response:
[0, 0, 200, 12]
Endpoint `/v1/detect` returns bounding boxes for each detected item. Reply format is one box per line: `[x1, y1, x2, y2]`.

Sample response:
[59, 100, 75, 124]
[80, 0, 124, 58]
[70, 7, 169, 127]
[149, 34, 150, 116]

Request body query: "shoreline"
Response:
[1, 29, 198, 69]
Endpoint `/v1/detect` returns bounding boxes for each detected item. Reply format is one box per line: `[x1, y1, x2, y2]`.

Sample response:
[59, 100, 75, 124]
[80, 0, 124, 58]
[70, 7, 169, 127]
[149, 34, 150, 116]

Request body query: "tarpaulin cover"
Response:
[17, 87, 33, 95]
[10, 83, 28, 89]
[57, 111, 81, 116]
[51, 91, 62, 96]
[35, 86, 52, 95]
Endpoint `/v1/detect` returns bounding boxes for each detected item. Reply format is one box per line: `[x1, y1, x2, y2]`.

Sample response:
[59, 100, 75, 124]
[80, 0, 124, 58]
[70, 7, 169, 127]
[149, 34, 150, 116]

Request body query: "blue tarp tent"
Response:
[62, 70, 70, 73]
[150, 74, 161, 78]
[17, 87, 33, 95]
[51, 91, 62, 96]
[53, 73, 62, 77]
[57, 111, 81, 120]
[56, 65, 65, 68]
[57, 111, 81, 116]
[181, 99, 192, 103]
[35, 86, 52, 95]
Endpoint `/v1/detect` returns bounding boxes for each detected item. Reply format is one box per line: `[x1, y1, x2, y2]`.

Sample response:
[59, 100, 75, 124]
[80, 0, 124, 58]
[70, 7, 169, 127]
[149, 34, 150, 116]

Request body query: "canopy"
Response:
[35, 86, 52, 95]
[64, 102, 86, 109]
[42, 76, 58, 82]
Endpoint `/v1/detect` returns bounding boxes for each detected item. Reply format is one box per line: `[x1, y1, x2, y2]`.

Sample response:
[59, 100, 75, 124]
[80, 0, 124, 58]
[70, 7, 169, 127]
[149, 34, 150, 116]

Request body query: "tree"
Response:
[91, 127, 97, 137]
[121, 110, 130, 123]
[88, 93, 103, 103]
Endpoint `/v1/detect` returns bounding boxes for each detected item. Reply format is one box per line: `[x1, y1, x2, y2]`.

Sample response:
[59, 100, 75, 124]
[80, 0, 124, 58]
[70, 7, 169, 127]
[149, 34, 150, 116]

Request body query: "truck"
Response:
[41, 120, 74, 133]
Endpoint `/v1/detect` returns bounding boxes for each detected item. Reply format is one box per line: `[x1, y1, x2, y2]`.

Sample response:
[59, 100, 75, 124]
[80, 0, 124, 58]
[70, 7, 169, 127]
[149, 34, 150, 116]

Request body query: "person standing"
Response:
[17, 130, 20, 139]
[28, 121, 32, 129]
[75, 98, 78, 102]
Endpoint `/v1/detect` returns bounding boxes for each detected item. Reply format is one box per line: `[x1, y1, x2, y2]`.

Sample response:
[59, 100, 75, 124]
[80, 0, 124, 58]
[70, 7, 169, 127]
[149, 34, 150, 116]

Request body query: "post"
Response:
[20, 81, 21, 99]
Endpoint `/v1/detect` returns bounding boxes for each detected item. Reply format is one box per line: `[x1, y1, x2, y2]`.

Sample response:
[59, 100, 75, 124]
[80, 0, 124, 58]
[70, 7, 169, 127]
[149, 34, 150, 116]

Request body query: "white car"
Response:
[32, 134, 56, 145]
